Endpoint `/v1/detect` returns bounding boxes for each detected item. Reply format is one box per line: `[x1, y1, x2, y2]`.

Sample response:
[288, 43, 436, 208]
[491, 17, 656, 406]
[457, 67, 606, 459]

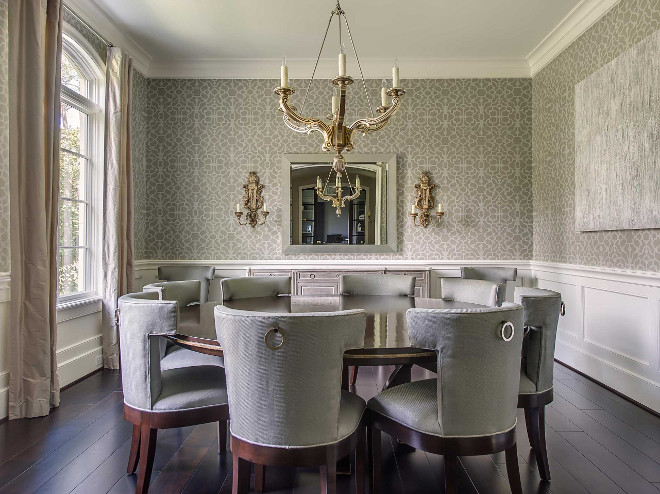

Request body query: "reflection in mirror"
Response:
[282, 154, 397, 254]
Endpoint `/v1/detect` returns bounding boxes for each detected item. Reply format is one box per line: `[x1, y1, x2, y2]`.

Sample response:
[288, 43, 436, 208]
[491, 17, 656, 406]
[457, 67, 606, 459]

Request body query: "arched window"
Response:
[58, 30, 105, 300]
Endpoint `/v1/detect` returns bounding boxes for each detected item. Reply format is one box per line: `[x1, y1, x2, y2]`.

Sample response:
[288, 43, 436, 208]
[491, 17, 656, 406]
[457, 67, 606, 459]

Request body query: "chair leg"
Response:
[505, 443, 523, 494]
[529, 406, 551, 481]
[350, 366, 360, 386]
[524, 408, 533, 446]
[232, 455, 250, 494]
[368, 427, 381, 494]
[127, 424, 141, 474]
[254, 464, 265, 492]
[444, 455, 458, 494]
[218, 420, 228, 454]
[136, 425, 157, 494]
[355, 428, 366, 494]
[320, 453, 337, 494]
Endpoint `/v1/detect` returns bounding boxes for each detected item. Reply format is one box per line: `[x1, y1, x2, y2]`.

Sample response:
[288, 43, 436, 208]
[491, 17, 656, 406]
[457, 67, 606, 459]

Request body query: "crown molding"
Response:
[527, 0, 621, 76]
[64, 0, 152, 75]
[147, 57, 531, 79]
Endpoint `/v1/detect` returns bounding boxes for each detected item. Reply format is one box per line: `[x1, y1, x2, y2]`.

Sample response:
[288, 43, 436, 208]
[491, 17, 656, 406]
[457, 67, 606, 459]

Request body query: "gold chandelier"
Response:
[274, 1, 404, 215]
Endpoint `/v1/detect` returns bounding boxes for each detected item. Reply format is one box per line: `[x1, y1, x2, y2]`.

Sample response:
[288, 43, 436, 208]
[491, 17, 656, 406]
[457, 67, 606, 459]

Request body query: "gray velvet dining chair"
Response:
[367, 304, 524, 494]
[340, 274, 416, 385]
[214, 305, 367, 494]
[339, 274, 416, 297]
[515, 287, 562, 482]
[461, 266, 517, 305]
[118, 292, 229, 494]
[220, 275, 291, 301]
[143, 280, 201, 308]
[440, 277, 503, 306]
[158, 264, 216, 303]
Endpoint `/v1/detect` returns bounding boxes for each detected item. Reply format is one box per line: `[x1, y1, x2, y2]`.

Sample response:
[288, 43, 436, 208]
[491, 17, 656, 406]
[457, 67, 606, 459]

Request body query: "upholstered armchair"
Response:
[339, 274, 416, 297]
[515, 287, 562, 482]
[340, 273, 415, 386]
[461, 266, 517, 305]
[367, 305, 524, 494]
[157, 265, 216, 303]
[214, 306, 367, 494]
[143, 280, 201, 308]
[220, 276, 291, 301]
[440, 277, 503, 306]
[118, 292, 229, 494]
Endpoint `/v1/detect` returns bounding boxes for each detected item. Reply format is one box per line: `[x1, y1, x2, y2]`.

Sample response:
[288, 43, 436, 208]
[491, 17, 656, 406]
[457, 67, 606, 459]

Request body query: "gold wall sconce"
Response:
[235, 171, 269, 227]
[410, 171, 444, 227]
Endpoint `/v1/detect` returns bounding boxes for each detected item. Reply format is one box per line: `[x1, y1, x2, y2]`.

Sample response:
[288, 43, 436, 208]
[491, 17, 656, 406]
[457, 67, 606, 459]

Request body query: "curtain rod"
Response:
[63, 5, 114, 47]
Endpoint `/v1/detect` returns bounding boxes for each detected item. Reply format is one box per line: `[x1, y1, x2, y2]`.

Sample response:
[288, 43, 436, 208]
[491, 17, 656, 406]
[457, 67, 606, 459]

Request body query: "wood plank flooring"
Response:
[0, 363, 658, 493]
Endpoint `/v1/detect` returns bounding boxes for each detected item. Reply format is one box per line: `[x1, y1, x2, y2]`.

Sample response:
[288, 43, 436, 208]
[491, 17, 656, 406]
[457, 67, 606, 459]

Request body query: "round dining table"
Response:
[166, 295, 486, 389]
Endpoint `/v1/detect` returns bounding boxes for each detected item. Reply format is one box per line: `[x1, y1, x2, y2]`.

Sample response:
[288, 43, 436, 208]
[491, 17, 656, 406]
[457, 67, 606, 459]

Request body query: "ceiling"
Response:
[65, 0, 620, 78]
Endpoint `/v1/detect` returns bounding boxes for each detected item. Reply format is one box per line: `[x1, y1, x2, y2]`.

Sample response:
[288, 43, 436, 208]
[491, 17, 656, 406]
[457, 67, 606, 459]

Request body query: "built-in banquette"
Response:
[249, 266, 430, 298]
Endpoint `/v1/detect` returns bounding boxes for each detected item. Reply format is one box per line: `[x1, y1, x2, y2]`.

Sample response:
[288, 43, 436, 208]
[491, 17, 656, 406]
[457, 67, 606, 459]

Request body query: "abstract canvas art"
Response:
[575, 29, 659, 232]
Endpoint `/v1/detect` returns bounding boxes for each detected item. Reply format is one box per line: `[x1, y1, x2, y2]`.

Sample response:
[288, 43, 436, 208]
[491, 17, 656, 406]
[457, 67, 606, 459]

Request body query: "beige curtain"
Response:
[101, 47, 134, 369]
[7, 0, 63, 419]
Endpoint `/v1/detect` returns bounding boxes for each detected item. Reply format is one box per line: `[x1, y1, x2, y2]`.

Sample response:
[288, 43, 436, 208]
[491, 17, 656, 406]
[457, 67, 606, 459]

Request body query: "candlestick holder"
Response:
[235, 172, 269, 228]
[410, 171, 444, 227]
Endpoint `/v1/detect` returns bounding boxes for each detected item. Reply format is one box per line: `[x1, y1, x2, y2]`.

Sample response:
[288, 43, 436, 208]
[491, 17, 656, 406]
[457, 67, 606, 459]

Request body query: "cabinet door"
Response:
[298, 282, 339, 296]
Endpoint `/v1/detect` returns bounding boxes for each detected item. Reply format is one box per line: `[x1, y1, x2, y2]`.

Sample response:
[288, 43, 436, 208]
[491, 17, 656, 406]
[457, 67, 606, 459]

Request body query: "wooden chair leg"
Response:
[350, 366, 360, 386]
[529, 406, 551, 481]
[524, 408, 533, 446]
[254, 464, 265, 492]
[127, 424, 141, 474]
[368, 427, 381, 494]
[355, 428, 366, 494]
[320, 453, 337, 494]
[505, 443, 523, 494]
[444, 455, 458, 494]
[218, 420, 228, 454]
[232, 455, 250, 494]
[136, 425, 157, 494]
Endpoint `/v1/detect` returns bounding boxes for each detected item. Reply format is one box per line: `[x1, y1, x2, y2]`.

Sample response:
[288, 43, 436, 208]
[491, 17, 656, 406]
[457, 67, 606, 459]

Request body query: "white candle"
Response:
[263, 203, 268, 212]
[411, 204, 416, 214]
[280, 57, 289, 88]
[236, 203, 241, 213]
[332, 95, 339, 114]
[392, 58, 400, 88]
[381, 87, 388, 106]
[355, 175, 360, 188]
[338, 44, 346, 76]
[317, 176, 322, 189]
[437, 203, 443, 213]
[336, 173, 341, 188]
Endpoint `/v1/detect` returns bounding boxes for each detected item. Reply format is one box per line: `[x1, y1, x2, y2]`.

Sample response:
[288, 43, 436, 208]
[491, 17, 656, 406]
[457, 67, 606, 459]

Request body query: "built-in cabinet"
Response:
[249, 267, 430, 297]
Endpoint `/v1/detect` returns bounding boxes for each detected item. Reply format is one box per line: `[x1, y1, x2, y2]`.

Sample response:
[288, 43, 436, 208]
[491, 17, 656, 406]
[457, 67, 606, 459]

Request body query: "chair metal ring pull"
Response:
[500, 321, 515, 342]
[560, 301, 566, 316]
[264, 326, 286, 350]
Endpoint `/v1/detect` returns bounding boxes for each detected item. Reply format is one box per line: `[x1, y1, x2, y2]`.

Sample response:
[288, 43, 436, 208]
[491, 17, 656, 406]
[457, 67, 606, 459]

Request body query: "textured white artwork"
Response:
[575, 29, 659, 232]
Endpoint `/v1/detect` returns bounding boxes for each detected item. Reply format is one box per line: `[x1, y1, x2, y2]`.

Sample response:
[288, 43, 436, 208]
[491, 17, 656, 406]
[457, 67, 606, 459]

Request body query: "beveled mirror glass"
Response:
[282, 154, 397, 254]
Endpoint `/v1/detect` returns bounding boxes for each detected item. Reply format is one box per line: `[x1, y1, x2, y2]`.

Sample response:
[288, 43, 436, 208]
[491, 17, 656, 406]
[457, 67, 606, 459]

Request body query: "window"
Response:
[58, 32, 104, 301]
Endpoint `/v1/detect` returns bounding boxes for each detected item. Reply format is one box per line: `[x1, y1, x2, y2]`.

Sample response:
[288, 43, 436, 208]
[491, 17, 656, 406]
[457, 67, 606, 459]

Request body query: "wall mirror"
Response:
[282, 153, 397, 254]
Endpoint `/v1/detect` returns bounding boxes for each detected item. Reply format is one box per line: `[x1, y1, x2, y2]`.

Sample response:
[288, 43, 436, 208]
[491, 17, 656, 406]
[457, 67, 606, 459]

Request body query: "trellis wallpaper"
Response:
[0, 0, 8, 273]
[132, 69, 148, 260]
[532, 0, 660, 271]
[135, 78, 533, 261]
[63, 8, 107, 65]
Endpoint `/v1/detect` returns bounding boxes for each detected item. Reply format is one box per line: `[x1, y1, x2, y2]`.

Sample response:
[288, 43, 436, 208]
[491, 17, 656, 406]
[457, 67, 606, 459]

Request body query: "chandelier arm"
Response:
[300, 11, 336, 114]
[347, 95, 402, 134]
[342, 13, 375, 117]
[280, 95, 332, 139]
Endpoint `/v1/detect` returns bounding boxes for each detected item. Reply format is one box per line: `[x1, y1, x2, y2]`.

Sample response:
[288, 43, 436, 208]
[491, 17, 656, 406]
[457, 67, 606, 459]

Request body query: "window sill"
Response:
[57, 294, 102, 312]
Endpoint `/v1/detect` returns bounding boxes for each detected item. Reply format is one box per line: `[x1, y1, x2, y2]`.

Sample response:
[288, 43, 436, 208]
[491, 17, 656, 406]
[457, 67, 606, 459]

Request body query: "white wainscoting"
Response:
[133, 258, 659, 414]
[0, 273, 103, 421]
[531, 261, 660, 412]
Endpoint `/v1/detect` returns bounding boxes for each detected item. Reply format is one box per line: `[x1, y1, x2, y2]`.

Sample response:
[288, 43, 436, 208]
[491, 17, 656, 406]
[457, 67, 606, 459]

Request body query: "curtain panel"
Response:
[7, 0, 63, 419]
[101, 47, 135, 369]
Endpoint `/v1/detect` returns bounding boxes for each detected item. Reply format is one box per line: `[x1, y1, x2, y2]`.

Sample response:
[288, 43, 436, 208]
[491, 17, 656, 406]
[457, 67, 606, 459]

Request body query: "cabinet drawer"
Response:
[251, 269, 293, 278]
[298, 283, 338, 296]
[298, 270, 383, 280]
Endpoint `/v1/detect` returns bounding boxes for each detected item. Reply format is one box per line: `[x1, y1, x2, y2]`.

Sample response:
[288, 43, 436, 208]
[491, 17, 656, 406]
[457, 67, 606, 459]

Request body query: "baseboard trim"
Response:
[555, 359, 660, 418]
[60, 367, 104, 392]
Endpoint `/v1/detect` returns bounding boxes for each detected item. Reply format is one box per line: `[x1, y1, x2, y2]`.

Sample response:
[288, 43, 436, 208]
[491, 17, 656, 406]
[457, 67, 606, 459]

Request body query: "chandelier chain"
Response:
[301, 11, 336, 115]
[342, 13, 375, 117]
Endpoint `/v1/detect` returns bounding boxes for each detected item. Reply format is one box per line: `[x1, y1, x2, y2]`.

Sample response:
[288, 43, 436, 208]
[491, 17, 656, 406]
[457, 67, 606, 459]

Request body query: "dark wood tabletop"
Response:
[167, 295, 485, 367]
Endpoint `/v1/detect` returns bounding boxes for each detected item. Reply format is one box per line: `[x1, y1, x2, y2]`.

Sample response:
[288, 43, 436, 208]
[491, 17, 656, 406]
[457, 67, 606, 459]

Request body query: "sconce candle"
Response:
[410, 171, 443, 227]
[235, 171, 269, 228]
[437, 203, 443, 213]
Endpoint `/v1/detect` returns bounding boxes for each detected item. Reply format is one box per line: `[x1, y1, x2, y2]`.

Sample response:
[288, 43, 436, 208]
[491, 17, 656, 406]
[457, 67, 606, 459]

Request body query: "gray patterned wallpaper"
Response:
[132, 69, 148, 260]
[136, 78, 533, 261]
[63, 8, 107, 64]
[532, 0, 660, 271]
[0, 0, 8, 273]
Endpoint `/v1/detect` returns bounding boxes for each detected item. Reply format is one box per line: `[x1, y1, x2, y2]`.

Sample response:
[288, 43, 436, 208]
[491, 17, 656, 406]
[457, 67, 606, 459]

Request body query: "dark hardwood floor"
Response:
[0, 363, 658, 493]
